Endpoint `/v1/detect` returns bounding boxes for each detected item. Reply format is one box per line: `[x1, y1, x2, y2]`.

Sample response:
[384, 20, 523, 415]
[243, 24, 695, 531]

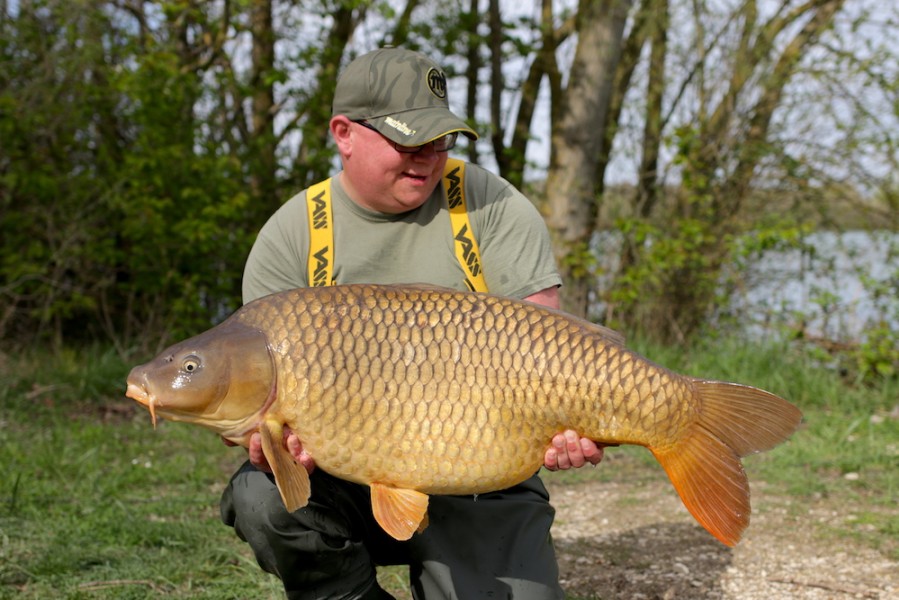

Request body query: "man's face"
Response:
[338, 119, 449, 214]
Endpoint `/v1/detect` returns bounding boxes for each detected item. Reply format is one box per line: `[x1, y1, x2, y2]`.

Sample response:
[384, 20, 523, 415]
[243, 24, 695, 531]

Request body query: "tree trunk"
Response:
[636, 0, 668, 218]
[466, 0, 481, 164]
[488, 0, 504, 170]
[545, 0, 633, 317]
[250, 0, 276, 208]
[505, 0, 572, 189]
[596, 0, 649, 198]
[291, 3, 362, 188]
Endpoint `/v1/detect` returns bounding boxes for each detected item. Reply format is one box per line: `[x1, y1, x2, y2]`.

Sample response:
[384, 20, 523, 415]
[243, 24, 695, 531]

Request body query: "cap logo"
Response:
[385, 116, 416, 137]
[427, 68, 447, 99]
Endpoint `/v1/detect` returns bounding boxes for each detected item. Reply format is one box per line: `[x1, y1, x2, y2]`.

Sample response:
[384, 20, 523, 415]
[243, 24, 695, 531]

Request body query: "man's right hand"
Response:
[223, 429, 316, 474]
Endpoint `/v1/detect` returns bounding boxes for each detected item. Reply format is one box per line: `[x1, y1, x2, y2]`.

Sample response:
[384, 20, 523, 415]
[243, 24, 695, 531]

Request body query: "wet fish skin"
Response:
[126, 284, 802, 545]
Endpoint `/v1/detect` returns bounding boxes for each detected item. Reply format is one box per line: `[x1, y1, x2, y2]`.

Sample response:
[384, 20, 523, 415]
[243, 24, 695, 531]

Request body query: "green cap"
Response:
[332, 47, 478, 146]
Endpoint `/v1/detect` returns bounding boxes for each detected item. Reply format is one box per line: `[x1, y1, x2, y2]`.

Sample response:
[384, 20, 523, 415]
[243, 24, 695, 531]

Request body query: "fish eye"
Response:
[182, 355, 201, 373]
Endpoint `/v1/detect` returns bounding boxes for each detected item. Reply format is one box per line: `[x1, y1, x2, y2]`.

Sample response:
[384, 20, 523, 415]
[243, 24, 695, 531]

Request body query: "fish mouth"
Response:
[125, 381, 159, 428]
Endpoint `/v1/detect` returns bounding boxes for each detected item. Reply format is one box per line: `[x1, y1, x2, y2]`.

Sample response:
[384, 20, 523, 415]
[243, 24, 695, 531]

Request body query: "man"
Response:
[221, 47, 604, 599]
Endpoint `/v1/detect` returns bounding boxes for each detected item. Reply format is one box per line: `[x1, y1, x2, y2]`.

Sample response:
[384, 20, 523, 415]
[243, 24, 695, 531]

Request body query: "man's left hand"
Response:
[544, 430, 604, 470]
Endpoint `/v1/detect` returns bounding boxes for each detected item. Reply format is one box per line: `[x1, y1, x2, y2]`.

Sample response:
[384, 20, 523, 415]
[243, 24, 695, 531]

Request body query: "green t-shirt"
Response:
[242, 161, 561, 304]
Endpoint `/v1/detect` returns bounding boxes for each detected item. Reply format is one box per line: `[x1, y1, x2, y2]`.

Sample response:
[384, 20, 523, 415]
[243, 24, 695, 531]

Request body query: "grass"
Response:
[0, 347, 284, 599]
[1, 339, 897, 598]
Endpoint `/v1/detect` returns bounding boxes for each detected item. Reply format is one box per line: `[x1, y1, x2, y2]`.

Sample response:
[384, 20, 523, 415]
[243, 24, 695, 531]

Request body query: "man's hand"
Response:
[524, 291, 604, 470]
[222, 428, 316, 474]
[544, 430, 604, 470]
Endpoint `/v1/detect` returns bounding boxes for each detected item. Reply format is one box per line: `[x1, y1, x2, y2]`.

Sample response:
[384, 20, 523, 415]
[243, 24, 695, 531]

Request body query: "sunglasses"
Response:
[354, 121, 458, 153]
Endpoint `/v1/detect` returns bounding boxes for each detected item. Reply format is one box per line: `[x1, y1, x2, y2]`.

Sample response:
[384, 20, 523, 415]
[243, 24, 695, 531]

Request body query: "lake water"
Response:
[594, 230, 898, 342]
[734, 231, 897, 340]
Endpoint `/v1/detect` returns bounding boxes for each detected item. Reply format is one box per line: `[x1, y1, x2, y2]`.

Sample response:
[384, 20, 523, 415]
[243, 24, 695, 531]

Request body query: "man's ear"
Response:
[330, 115, 353, 156]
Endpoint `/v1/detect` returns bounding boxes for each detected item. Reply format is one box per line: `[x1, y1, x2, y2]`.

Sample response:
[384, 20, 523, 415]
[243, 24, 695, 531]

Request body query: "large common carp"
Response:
[125, 284, 801, 546]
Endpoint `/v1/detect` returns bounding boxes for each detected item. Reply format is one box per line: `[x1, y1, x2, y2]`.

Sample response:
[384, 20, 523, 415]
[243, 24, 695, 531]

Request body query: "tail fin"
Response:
[650, 381, 802, 546]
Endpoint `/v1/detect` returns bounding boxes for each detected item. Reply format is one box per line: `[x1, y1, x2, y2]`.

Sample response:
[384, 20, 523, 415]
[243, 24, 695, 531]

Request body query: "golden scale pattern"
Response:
[238, 285, 697, 494]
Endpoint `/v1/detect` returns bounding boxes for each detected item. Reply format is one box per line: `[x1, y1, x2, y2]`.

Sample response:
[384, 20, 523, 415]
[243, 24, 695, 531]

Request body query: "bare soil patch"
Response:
[548, 477, 897, 599]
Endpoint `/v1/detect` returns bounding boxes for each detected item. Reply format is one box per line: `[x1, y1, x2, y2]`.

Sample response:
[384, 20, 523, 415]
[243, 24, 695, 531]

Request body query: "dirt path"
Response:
[548, 478, 898, 599]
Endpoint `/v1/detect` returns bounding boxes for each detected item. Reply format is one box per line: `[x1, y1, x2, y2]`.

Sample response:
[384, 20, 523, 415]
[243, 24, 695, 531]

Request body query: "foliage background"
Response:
[1, 0, 896, 373]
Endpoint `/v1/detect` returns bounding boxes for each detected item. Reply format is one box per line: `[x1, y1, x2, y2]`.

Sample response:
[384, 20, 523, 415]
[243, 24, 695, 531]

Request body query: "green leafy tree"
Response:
[2, 0, 897, 361]
[606, 0, 852, 342]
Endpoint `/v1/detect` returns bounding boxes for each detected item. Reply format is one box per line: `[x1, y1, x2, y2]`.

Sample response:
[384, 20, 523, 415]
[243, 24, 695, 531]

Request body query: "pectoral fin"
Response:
[370, 483, 430, 541]
[259, 421, 311, 513]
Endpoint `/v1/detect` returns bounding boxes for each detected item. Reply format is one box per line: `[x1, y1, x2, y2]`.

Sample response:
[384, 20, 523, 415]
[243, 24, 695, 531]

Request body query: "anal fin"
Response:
[370, 483, 429, 541]
[259, 420, 311, 512]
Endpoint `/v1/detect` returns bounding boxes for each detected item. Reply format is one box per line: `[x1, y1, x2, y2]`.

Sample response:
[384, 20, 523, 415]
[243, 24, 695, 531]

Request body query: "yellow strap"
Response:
[443, 158, 488, 293]
[306, 178, 335, 287]
[304, 161, 488, 292]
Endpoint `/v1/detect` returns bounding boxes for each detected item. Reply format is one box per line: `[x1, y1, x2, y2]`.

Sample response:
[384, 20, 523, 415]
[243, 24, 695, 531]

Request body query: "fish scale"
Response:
[256, 287, 570, 489]
[263, 286, 699, 490]
[126, 283, 802, 545]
